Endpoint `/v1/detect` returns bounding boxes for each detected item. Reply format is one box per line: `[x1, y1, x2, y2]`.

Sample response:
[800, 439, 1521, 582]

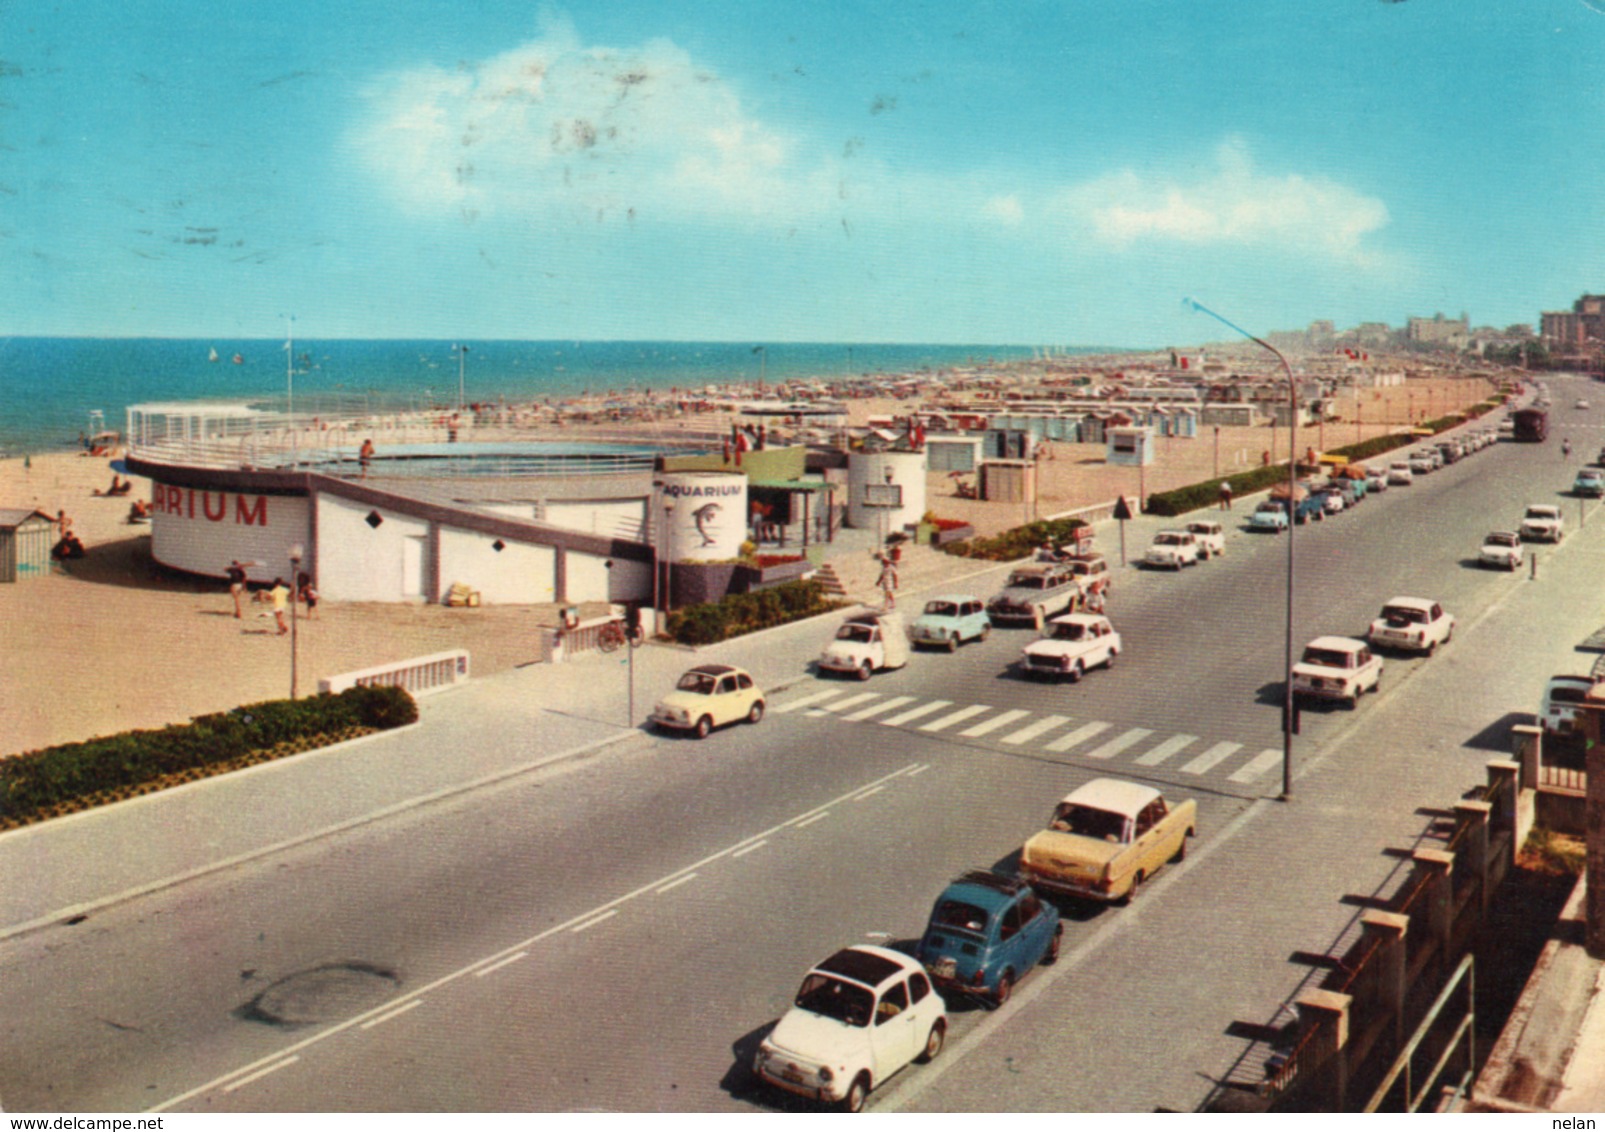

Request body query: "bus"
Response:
[1512, 407, 1548, 442]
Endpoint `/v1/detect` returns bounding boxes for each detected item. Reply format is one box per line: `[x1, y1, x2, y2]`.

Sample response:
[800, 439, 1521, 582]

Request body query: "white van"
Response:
[817, 611, 910, 680]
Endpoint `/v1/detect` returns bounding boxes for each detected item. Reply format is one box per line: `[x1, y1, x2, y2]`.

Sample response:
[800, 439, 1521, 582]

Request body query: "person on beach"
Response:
[359, 438, 375, 478]
[269, 577, 291, 635]
[226, 560, 248, 618]
[296, 571, 318, 620]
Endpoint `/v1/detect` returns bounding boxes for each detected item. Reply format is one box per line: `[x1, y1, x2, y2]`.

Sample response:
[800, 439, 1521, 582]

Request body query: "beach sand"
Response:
[0, 372, 1501, 756]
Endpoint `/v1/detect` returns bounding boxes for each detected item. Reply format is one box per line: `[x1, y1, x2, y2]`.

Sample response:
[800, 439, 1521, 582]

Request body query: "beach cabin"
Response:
[1106, 425, 1155, 467]
[0, 509, 54, 582]
[924, 434, 984, 474]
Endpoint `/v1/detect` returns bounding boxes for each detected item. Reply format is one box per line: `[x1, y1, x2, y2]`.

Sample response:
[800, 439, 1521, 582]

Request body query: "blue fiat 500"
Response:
[915, 870, 1061, 1007]
[910, 595, 992, 651]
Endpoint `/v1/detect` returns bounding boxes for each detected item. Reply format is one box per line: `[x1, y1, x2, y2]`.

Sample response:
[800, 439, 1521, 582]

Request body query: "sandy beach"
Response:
[0, 369, 1503, 757]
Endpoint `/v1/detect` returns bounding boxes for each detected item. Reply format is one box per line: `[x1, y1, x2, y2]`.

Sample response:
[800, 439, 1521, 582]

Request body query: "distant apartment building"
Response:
[1352, 322, 1394, 347]
[1540, 294, 1605, 350]
[1407, 312, 1470, 348]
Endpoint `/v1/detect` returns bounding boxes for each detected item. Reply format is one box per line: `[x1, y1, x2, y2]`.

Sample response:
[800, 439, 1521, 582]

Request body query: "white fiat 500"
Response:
[754, 945, 947, 1112]
[1367, 597, 1455, 655]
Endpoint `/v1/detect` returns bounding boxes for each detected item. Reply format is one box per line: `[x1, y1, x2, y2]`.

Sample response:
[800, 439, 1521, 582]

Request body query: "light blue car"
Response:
[1249, 502, 1291, 532]
[910, 595, 992, 651]
[1573, 468, 1604, 498]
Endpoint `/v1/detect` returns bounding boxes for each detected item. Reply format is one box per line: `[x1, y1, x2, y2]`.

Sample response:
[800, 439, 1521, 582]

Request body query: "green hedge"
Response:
[938, 517, 1090, 561]
[0, 685, 417, 823]
[666, 578, 845, 647]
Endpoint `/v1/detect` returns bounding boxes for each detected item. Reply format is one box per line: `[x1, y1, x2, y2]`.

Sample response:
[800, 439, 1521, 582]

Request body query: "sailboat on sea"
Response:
[208, 347, 220, 363]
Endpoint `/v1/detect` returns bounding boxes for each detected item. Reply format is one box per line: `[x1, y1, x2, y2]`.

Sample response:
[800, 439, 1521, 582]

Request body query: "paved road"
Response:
[2, 377, 1603, 1112]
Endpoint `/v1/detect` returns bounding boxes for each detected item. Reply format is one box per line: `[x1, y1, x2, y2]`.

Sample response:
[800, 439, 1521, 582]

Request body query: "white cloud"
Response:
[352, 21, 837, 224]
[1056, 139, 1389, 264]
[982, 194, 1024, 225]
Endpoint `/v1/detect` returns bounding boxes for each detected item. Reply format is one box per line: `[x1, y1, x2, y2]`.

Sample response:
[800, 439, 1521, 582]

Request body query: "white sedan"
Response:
[1291, 636, 1383, 708]
[1480, 531, 1524, 571]
[1387, 462, 1414, 486]
[1367, 597, 1455, 655]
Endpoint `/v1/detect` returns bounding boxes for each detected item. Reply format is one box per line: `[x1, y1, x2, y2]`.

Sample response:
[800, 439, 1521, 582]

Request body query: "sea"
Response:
[0, 338, 1120, 456]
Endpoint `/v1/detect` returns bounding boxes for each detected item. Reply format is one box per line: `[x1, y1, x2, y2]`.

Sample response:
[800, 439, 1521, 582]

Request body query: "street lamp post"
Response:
[452, 344, 470, 413]
[288, 542, 304, 700]
[663, 501, 675, 618]
[1213, 425, 1220, 478]
[1186, 299, 1298, 800]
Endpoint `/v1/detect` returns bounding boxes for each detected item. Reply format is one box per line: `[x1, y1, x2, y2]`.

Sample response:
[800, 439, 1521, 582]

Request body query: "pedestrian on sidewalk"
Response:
[875, 554, 898, 610]
[1218, 480, 1233, 511]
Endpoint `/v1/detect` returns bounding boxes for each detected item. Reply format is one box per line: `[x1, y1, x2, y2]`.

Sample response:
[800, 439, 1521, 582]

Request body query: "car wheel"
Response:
[1105, 647, 1117, 669]
[1171, 833, 1189, 863]
[1045, 924, 1063, 965]
[1426, 640, 1436, 657]
[1121, 872, 1145, 905]
[946, 635, 958, 653]
[694, 715, 713, 739]
[979, 624, 991, 643]
[857, 661, 873, 682]
[1348, 688, 1361, 710]
[747, 700, 765, 725]
[994, 970, 1015, 1008]
[1445, 624, 1454, 643]
[917, 1020, 946, 1064]
[840, 1073, 870, 1113]
[1067, 660, 1084, 684]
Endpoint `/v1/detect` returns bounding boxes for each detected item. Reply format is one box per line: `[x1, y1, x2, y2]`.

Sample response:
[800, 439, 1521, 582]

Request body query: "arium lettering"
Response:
[152, 486, 269, 526]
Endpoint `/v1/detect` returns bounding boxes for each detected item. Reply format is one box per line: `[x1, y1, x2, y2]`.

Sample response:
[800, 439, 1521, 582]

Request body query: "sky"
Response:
[4, 0, 1604, 346]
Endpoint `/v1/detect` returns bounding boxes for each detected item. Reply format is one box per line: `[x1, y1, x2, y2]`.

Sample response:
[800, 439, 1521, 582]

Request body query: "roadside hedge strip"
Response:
[666, 578, 845, 647]
[0, 685, 417, 824]
[938, 517, 1090, 561]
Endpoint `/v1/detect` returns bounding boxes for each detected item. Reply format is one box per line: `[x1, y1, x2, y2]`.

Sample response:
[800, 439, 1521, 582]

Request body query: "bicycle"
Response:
[598, 619, 626, 652]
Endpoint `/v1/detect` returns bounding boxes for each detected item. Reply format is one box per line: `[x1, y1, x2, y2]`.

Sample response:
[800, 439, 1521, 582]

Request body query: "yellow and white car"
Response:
[650, 664, 765, 738]
[1019, 778, 1196, 904]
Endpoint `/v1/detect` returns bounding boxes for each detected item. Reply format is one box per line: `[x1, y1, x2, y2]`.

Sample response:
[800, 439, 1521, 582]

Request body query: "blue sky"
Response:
[4, 1, 1603, 345]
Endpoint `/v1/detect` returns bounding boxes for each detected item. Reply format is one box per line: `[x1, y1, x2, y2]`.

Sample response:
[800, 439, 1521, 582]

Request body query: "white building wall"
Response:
[148, 483, 311, 583]
[316, 493, 430, 602]
[437, 528, 557, 605]
[566, 550, 616, 603]
[545, 498, 647, 540]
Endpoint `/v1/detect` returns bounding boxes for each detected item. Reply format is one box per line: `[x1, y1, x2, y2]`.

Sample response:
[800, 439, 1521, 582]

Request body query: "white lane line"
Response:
[906, 764, 931, 777]
[958, 709, 1032, 738]
[795, 811, 831, 828]
[360, 1000, 424, 1030]
[1081, 728, 1153, 760]
[656, 873, 698, 894]
[1179, 741, 1242, 775]
[1229, 749, 1285, 783]
[773, 690, 847, 714]
[221, 1057, 299, 1094]
[854, 786, 886, 801]
[1045, 721, 1111, 753]
[571, 909, 619, 933]
[473, 952, 528, 978]
[918, 704, 992, 732]
[809, 692, 881, 717]
[880, 700, 952, 727]
[1000, 714, 1071, 745]
[844, 695, 916, 721]
[732, 839, 769, 858]
[155, 761, 926, 1113]
[1134, 733, 1198, 767]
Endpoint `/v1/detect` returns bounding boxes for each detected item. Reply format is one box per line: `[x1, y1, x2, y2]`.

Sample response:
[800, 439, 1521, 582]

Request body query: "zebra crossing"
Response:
[772, 687, 1282, 785]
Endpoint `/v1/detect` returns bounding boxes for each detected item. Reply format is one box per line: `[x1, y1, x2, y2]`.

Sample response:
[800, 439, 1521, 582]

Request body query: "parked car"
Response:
[819, 611, 909, 679]
[1572, 468, 1605, 498]
[1018, 778, 1196, 904]
[1313, 485, 1347, 514]
[1291, 636, 1383, 708]
[753, 945, 947, 1112]
[1387, 462, 1415, 486]
[1408, 452, 1436, 475]
[650, 664, 765, 737]
[1364, 468, 1389, 494]
[987, 562, 1082, 627]
[1143, 529, 1204, 570]
[916, 870, 1061, 1007]
[1019, 613, 1121, 682]
[1479, 531, 1524, 571]
[1539, 675, 1597, 737]
[1185, 520, 1227, 557]
[1060, 552, 1113, 598]
[1435, 441, 1461, 465]
[909, 596, 990, 652]
[1519, 504, 1564, 543]
[1367, 596, 1455, 655]
[1249, 500, 1291, 532]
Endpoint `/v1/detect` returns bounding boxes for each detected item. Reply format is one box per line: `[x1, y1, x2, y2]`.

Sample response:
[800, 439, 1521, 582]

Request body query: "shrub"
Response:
[939, 517, 1089, 561]
[665, 578, 844, 646]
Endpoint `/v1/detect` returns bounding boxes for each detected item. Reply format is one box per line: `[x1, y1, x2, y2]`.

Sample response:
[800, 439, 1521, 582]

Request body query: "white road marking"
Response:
[731, 840, 769, 858]
[918, 704, 992, 732]
[772, 690, 846, 714]
[1045, 721, 1111, 752]
[879, 700, 953, 726]
[1179, 741, 1242, 775]
[571, 909, 619, 933]
[473, 952, 528, 978]
[906, 763, 931, 777]
[1134, 733, 1198, 766]
[854, 786, 886, 801]
[1081, 728, 1154, 760]
[655, 873, 698, 894]
[958, 709, 1031, 738]
[221, 1057, 299, 1094]
[1000, 714, 1071, 745]
[843, 695, 916, 721]
[795, 811, 831, 828]
[1229, 749, 1285, 783]
[360, 1000, 423, 1030]
[808, 692, 881, 716]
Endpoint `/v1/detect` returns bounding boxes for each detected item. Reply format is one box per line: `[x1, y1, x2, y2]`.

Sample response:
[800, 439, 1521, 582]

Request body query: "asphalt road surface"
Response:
[2, 375, 1602, 1112]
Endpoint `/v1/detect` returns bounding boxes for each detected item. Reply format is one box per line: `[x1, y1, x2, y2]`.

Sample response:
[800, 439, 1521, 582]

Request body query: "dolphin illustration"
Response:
[691, 502, 722, 547]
